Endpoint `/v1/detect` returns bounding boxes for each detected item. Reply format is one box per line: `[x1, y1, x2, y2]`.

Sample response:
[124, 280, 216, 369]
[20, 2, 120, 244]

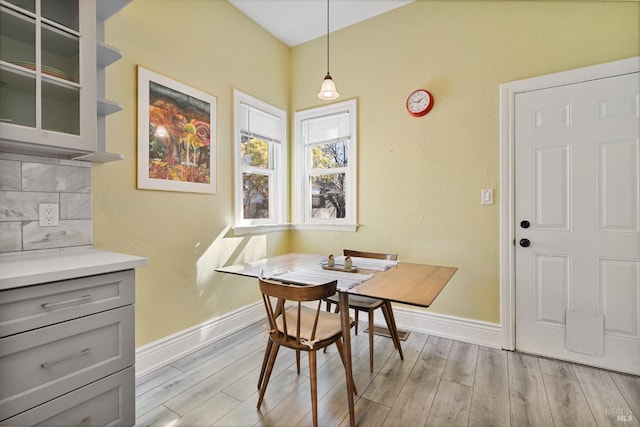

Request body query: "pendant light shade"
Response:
[317, 0, 339, 100]
[318, 73, 339, 100]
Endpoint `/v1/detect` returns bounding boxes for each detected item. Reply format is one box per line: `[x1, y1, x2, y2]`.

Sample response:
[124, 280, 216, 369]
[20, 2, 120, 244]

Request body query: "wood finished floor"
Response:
[135, 321, 640, 427]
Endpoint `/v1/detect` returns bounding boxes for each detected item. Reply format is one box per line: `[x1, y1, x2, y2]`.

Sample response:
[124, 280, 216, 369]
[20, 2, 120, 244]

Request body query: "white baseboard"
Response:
[135, 301, 264, 377]
[381, 306, 503, 349]
[135, 302, 503, 377]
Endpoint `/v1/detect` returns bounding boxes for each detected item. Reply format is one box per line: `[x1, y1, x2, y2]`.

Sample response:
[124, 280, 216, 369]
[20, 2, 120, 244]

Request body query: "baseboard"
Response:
[135, 301, 503, 377]
[382, 306, 503, 349]
[135, 301, 264, 377]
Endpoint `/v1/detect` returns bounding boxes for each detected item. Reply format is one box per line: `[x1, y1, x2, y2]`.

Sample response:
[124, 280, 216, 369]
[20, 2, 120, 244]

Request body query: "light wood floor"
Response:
[135, 321, 640, 427]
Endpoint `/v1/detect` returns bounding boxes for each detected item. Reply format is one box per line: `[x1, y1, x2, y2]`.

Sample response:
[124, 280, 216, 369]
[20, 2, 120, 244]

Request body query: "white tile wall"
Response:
[0, 152, 93, 254]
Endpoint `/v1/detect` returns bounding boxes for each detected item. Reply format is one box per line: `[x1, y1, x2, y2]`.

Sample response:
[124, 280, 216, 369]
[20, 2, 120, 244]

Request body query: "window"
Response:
[293, 99, 357, 230]
[233, 90, 287, 231]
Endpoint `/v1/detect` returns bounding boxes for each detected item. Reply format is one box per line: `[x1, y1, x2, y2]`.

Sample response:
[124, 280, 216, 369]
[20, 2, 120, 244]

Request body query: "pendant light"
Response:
[317, 0, 339, 100]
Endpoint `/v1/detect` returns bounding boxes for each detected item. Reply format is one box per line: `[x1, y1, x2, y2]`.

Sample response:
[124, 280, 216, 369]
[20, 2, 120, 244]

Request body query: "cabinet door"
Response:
[0, 305, 134, 421]
[2, 367, 134, 427]
[0, 0, 96, 155]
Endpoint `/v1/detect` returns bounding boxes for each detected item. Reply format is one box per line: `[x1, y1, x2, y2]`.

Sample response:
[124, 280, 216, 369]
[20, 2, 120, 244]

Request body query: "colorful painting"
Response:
[137, 66, 216, 193]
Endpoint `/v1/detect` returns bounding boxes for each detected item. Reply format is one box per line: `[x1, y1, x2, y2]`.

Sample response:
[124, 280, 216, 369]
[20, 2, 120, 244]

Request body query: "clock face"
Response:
[406, 89, 434, 117]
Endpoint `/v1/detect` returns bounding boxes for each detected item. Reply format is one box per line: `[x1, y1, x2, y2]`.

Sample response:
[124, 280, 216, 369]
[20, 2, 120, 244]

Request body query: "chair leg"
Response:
[257, 341, 280, 408]
[257, 339, 273, 389]
[296, 350, 301, 374]
[309, 351, 318, 427]
[368, 309, 375, 372]
[335, 338, 357, 395]
[382, 301, 404, 360]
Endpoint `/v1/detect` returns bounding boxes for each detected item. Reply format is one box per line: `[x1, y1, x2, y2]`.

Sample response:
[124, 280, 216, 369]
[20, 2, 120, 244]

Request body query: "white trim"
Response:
[291, 223, 358, 232]
[499, 56, 640, 351]
[136, 301, 502, 378]
[293, 99, 358, 227]
[381, 306, 503, 349]
[233, 223, 292, 235]
[135, 301, 265, 377]
[233, 89, 287, 228]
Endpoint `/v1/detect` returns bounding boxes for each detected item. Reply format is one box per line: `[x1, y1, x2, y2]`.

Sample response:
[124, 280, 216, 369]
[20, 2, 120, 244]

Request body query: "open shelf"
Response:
[97, 41, 122, 67]
[97, 98, 123, 116]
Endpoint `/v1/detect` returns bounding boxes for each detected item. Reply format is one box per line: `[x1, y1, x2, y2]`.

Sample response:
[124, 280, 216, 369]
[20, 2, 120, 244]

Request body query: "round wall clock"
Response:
[406, 89, 434, 117]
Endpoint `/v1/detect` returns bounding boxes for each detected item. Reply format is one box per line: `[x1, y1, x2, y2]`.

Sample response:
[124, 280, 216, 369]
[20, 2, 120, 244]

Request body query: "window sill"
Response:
[233, 224, 292, 236]
[291, 223, 358, 232]
[233, 223, 359, 235]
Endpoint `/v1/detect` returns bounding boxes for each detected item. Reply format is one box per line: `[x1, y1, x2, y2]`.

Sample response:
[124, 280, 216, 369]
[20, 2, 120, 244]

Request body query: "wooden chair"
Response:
[325, 249, 404, 372]
[257, 278, 357, 427]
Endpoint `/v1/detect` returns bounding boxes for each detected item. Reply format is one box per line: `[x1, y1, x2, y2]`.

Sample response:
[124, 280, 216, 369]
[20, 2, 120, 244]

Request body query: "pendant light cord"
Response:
[326, 0, 330, 75]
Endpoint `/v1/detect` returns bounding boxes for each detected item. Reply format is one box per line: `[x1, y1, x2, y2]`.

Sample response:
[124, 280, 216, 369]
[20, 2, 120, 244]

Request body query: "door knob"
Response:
[519, 239, 531, 248]
[520, 220, 530, 229]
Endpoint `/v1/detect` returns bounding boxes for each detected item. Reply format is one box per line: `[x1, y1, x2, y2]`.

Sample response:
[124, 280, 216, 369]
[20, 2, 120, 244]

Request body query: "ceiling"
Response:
[228, 0, 414, 47]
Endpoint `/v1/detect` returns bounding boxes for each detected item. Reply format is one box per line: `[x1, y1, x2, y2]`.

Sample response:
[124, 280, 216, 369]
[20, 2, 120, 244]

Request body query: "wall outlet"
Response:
[39, 203, 59, 227]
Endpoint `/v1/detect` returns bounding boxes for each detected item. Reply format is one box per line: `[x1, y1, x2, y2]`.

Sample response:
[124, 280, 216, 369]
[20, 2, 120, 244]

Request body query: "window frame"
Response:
[233, 89, 287, 234]
[293, 99, 358, 231]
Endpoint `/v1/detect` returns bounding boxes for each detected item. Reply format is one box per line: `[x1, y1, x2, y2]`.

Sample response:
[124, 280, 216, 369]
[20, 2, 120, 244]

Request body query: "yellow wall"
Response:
[289, 1, 640, 322]
[94, 0, 639, 347]
[93, 0, 291, 346]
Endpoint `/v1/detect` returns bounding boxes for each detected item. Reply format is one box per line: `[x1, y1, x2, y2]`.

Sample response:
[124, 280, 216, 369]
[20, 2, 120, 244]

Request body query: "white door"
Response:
[514, 72, 640, 374]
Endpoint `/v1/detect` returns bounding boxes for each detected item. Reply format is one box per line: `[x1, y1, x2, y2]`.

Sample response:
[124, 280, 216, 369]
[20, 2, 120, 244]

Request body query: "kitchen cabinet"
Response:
[0, 250, 146, 427]
[0, 0, 97, 157]
[0, 0, 129, 162]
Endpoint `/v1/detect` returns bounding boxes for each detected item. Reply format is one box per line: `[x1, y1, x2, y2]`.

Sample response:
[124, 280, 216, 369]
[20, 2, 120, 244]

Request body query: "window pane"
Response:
[312, 139, 348, 169]
[241, 134, 270, 169]
[310, 173, 346, 219]
[243, 173, 269, 219]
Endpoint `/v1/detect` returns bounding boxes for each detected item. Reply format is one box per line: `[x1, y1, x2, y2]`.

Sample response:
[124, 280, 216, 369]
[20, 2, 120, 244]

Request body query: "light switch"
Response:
[481, 189, 493, 205]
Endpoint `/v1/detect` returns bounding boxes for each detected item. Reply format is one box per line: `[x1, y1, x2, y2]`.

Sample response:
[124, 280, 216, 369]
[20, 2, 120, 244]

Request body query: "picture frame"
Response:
[137, 66, 216, 194]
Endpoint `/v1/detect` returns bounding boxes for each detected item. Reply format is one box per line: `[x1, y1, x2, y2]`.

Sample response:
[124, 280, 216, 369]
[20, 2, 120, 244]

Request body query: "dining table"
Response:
[215, 253, 458, 427]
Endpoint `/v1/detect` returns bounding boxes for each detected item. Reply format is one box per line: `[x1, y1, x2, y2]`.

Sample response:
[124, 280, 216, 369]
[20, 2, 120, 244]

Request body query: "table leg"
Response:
[339, 291, 355, 427]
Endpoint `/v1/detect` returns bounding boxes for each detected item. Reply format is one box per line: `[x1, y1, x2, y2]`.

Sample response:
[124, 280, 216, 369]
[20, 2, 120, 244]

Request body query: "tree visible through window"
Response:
[294, 99, 357, 229]
[234, 90, 286, 229]
[311, 140, 347, 219]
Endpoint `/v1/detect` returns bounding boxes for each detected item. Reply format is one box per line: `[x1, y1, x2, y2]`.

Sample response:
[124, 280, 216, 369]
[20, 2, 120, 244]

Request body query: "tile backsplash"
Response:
[0, 152, 93, 254]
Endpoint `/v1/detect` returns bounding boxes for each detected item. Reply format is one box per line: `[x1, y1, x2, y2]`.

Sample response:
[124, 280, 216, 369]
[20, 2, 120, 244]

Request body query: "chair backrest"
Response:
[343, 249, 398, 261]
[259, 278, 338, 347]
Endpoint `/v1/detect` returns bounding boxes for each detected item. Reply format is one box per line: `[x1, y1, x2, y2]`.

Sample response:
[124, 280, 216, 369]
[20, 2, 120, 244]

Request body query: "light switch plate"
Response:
[39, 203, 59, 227]
[481, 189, 493, 205]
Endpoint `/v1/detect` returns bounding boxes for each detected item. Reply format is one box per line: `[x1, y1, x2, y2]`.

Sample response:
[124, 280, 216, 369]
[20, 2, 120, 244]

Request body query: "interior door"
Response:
[514, 72, 640, 374]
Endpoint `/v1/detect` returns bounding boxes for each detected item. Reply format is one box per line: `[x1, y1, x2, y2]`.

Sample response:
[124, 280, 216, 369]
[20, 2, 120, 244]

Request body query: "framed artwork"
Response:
[137, 66, 216, 193]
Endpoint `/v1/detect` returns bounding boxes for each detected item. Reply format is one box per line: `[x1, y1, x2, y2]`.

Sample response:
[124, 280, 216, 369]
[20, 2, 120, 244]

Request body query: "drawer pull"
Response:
[77, 416, 91, 426]
[42, 295, 92, 309]
[41, 348, 91, 369]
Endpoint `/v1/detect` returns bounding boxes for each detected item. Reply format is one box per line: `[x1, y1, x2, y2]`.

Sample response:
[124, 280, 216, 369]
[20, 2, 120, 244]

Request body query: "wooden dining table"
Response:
[216, 253, 458, 427]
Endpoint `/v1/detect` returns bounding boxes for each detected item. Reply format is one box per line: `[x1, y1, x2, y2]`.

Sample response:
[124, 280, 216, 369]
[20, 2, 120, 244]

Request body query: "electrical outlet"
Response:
[39, 203, 59, 227]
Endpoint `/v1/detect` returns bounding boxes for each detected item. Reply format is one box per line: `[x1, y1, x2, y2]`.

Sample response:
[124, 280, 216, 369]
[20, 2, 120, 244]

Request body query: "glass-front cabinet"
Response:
[0, 0, 96, 156]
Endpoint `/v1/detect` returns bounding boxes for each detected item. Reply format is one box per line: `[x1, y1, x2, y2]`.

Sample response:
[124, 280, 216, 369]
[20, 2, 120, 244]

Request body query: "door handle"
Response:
[520, 220, 530, 229]
[519, 239, 530, 248]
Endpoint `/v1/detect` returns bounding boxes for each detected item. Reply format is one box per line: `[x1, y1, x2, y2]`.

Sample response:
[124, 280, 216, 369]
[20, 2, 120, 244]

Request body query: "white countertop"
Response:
[0, 249, 148, 290]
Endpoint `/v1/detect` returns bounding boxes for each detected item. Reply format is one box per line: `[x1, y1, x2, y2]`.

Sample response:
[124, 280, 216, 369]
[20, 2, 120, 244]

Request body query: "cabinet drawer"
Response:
[0, 270, 134, 338]
[0, 306, 134, 421]
[1, 367, 134, 427]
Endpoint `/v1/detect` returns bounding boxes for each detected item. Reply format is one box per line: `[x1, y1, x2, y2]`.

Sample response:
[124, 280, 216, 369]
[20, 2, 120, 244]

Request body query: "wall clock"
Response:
[406, 89, 434, 117]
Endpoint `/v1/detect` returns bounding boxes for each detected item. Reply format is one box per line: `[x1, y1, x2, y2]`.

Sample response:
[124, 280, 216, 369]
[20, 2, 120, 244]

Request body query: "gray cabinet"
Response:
[0, 270, 136, 426]
[0, 0, 97, 157]
[0, 0, 129, 162]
